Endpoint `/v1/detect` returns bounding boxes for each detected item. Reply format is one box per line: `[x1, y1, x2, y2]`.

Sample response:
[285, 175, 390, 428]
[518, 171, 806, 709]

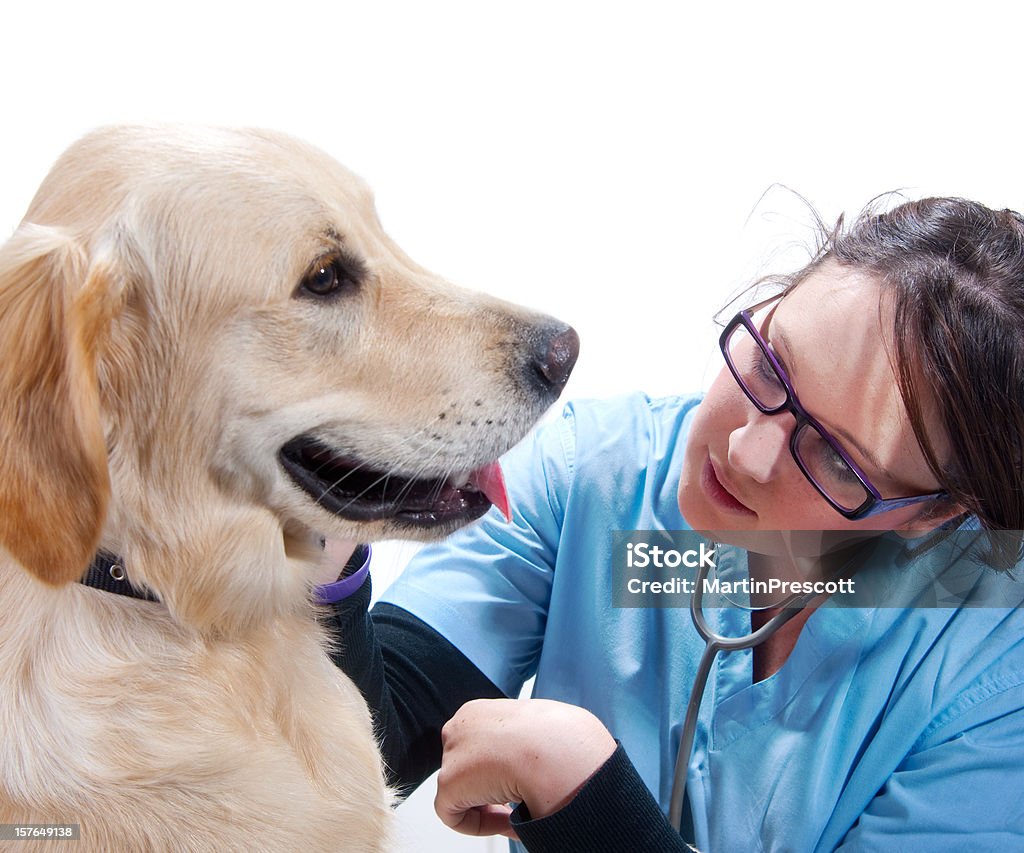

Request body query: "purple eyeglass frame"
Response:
[720, 300, 948, 520]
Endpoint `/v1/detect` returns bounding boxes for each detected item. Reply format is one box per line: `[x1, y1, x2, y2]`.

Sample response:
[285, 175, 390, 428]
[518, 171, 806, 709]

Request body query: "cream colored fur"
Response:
[0, 126, 566, 851]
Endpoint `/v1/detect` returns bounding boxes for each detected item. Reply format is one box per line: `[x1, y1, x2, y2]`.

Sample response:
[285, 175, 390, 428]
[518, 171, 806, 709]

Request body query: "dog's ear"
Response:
[0, 224, 124, 585]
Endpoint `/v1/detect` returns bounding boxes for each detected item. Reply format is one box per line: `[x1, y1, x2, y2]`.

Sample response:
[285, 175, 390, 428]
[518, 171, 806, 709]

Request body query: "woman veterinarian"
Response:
[322, 197, 1024, 851]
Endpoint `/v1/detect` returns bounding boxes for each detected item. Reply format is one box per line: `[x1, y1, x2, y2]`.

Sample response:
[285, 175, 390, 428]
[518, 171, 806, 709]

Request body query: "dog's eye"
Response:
[299, 253, 364, 299]
[307, 262, 340, 295]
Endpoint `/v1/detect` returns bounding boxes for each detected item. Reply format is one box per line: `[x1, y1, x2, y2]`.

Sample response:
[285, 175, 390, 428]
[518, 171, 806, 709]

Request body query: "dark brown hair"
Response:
[778, 197, 1024, 568]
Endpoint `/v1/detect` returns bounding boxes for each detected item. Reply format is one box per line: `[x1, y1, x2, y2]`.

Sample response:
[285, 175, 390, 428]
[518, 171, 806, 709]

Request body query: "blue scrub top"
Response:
[380, 393, 1024, 851]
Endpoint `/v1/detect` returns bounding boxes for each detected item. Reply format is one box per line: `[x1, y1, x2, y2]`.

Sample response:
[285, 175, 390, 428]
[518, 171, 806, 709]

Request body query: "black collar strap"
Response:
[80, 551, 160, 602]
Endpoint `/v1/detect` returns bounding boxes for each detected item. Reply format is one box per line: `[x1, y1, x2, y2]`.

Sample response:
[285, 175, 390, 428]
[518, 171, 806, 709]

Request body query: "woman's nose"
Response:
[727, 411, 792, 484]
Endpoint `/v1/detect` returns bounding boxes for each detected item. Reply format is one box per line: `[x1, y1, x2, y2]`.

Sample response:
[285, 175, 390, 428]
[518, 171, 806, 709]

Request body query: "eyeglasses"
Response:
[719, 298, 947, 520]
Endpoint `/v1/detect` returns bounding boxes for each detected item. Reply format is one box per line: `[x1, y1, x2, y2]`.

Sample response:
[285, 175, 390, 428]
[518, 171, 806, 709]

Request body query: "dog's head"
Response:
[0, 126, 577, 625]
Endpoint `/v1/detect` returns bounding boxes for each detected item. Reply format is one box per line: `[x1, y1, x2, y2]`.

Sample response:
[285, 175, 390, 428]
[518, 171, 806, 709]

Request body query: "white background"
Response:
[3, 3, 1022, 850]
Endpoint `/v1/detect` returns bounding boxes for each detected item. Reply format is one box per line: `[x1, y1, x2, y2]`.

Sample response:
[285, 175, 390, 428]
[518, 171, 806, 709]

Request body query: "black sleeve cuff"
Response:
[323, 577, 504, 798]
[326, 564, 373, 636]
[509, 742, 690, 853]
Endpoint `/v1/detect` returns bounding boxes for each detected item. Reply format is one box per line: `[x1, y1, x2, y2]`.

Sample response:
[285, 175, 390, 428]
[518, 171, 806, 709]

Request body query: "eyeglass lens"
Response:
[723, 322, 870, 512]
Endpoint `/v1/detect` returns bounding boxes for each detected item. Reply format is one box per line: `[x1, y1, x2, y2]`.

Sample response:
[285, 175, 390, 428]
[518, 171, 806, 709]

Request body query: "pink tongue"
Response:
[468, 462, 512, 522]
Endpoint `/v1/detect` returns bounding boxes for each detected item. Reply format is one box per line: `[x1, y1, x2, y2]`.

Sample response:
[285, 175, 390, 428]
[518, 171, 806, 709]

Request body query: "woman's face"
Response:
[678, 263, 952, 537]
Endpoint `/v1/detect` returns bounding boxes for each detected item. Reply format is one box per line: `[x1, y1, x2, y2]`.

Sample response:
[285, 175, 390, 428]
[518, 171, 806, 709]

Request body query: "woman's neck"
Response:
[744, 538, 870, 682]
[750, 605, 815, 682]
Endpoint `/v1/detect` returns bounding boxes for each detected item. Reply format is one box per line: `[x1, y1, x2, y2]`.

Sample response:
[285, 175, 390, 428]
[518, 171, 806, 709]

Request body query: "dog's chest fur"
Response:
[0, 569, 393, 852]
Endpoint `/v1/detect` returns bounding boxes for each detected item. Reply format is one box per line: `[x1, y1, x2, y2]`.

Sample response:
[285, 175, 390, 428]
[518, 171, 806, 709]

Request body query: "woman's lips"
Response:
[702, 457, 756, 516]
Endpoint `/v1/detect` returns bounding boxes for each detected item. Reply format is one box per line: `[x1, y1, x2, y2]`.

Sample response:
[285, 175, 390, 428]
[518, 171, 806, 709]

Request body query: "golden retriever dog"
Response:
[0, 126, 578, 851]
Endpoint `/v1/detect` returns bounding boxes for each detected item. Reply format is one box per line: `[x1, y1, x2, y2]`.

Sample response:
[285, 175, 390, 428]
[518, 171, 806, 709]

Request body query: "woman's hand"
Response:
[434, 698, 617, 838]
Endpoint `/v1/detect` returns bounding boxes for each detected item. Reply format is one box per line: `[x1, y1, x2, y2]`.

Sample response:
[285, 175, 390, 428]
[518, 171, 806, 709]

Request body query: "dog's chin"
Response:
[278, 436, 503, 533]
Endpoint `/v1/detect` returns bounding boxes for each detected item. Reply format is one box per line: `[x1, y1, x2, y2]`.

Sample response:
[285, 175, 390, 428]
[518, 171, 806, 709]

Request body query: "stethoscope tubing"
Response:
[668, 560, 819, 835]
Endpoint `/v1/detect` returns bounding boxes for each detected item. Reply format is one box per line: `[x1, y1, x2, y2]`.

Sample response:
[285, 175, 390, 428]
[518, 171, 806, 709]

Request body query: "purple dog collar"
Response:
[314, 543, 372, 604]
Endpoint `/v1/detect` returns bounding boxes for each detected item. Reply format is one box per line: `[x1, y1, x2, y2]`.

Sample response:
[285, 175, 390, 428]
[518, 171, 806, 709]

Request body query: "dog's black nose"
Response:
[531, 324, 580, 395]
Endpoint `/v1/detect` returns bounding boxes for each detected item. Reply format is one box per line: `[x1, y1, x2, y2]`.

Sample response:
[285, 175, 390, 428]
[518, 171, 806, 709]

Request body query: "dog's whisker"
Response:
[308, 413, 447, 482]
[425, 475, 450, 508]
[310, 415, 450, 506]
[314, 458, 374, 505]
[341, 447, 446, 511]
[380, 454, 457, 516]
[336, 443, 450, 515]
[386, 443, 450, 503]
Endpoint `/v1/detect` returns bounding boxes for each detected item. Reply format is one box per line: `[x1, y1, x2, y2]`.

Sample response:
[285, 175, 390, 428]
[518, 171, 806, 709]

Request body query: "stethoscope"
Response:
[667, 557, 823, 841]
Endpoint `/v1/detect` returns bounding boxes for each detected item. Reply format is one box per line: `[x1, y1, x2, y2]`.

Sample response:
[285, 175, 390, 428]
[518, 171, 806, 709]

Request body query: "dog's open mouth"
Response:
[279, 436, 511, 527]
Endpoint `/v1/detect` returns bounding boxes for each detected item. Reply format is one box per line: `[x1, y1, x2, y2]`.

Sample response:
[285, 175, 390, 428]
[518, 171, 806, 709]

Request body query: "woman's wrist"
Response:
[435, 698, 617, 837]
[517, 703, 617, 819]
[510, 742, 691, 852]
